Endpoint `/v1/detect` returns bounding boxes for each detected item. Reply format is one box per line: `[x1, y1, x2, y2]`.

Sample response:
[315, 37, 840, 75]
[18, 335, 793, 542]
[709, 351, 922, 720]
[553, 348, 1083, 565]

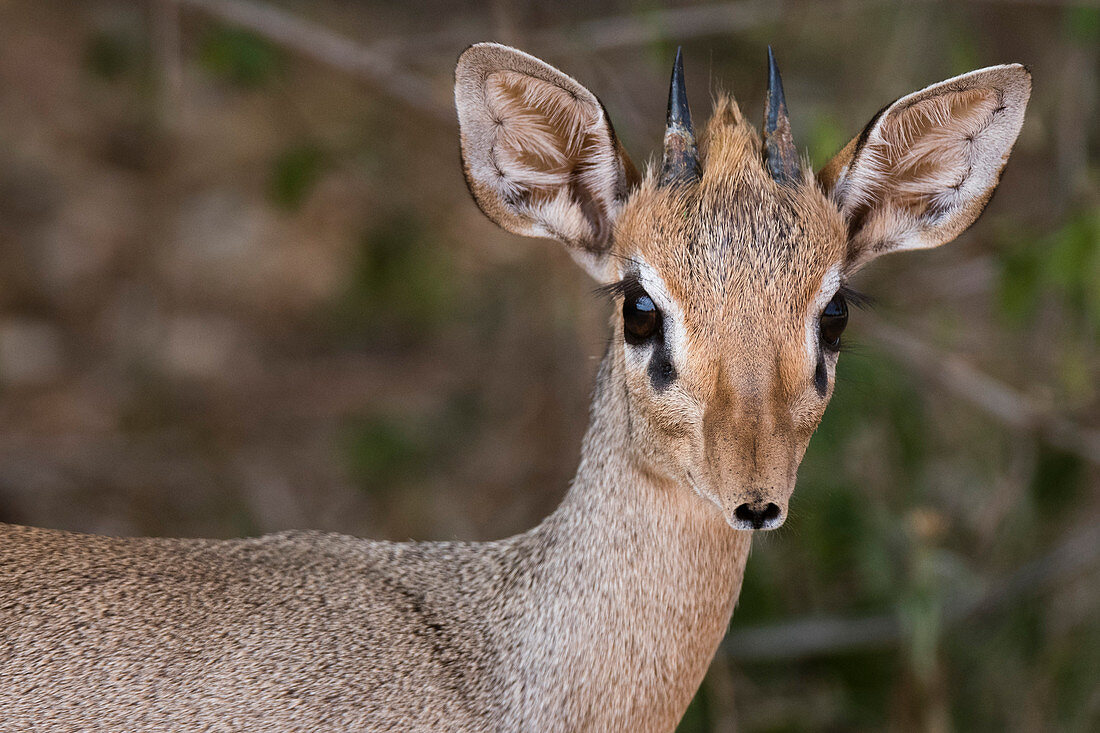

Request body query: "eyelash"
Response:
[595, 275, 640, 301]
[836, 284, 872, 310]
[820, 285, 872, 357]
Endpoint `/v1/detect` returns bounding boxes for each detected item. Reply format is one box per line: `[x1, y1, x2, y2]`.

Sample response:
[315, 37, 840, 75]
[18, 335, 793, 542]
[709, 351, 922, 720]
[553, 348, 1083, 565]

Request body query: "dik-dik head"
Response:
[455, 44, 1029, 531]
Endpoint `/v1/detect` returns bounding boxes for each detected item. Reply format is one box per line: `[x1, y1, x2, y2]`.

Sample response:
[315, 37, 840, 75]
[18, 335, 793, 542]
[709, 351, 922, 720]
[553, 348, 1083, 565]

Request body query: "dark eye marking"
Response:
[814, 355, 828, 397]
[648, 340, 677, 391]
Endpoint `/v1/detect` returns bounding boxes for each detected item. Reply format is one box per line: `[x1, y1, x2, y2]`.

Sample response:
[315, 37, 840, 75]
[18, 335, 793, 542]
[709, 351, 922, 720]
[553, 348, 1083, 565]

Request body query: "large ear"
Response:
[455, 43, 639, 280]
[818, 65, 1031, 272]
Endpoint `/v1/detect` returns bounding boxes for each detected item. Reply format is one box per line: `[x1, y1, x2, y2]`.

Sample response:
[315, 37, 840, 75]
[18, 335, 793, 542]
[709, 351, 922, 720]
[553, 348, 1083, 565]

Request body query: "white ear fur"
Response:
[819, 64, 1031, 271]
[455, 43, 637, 280]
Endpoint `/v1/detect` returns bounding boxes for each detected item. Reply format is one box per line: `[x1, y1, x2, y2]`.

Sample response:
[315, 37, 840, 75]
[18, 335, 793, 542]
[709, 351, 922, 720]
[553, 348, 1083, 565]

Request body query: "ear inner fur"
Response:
[817, 64, 1031, 271]
[455, 43, 637, 271]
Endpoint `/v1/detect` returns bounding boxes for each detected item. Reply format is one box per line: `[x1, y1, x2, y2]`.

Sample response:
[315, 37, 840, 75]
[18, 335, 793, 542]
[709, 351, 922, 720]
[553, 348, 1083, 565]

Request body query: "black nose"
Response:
[734, 502, 782, 530]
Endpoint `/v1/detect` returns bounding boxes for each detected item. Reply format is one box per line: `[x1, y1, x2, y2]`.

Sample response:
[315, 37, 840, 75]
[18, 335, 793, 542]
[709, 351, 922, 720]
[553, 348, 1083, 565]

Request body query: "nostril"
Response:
[734, 503, 757, 525]
[734, 502, 783, 530]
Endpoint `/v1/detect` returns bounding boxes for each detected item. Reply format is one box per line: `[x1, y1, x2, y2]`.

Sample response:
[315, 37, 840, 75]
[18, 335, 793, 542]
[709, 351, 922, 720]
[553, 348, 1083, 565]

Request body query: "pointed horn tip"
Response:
[660, 46, 700, 187]
[762, 45, 801, 186]
[767, 47, 783, 89]
[671, 46, 685, 85]
[764, 46, 788, 131]
[670, 47, 684, 88]
[667, 47, 691, 128]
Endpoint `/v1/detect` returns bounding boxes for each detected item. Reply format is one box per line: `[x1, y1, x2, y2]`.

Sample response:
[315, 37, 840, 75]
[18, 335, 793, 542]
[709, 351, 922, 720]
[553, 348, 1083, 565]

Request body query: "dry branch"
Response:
[363, 1, 780, 58]
[162, 0, 1100, 127]
[171, 0, 451, 119]
[163, 0, 785, 121]
[862, 315, 1100, 467]
[723, 522, 1100, 661]
[527, 1, 779, 54]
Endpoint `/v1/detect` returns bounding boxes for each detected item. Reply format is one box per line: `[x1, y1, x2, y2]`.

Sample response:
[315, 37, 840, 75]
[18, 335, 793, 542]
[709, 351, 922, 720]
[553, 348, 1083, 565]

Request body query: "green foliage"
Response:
[343, 392, 482, 496]
[997, 228, 1045, 325]
[333, 214, 459, 336]
[797, 350, 929, 593]
[807, 113, 847, 170]
[1064, 5, 1100, 43]
[343, 414, 428, 493]
[268, 143, 328, 211]
[947, 18, 982, 77]
[675, 687, 711, 733]
[85, 31, 138, 81]
[898, 546, 946, 684]
[199, 26, 282, 88]
[817, 651, 898, 726]
[997, 209, 1100, 336]
[1051, 623, 1100, 730]
[1029, 444, 1085, 522]
[1045, 212, 1100, 324]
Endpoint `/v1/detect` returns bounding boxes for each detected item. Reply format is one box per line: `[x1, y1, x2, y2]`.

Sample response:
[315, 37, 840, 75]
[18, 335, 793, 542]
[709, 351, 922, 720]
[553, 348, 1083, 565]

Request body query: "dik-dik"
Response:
[0, 44, 1030, 731]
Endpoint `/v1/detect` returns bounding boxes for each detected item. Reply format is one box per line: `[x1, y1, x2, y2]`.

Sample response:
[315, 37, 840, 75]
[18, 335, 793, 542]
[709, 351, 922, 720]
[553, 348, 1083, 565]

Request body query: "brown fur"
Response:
[608, 97, 848, 520]
[0, 44, 1030, 731]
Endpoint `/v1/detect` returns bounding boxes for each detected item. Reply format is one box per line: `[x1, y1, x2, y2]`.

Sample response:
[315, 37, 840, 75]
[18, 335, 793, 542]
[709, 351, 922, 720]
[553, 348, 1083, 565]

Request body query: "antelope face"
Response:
[609, 146, 848, 530]
[456, 44, 1030, 531]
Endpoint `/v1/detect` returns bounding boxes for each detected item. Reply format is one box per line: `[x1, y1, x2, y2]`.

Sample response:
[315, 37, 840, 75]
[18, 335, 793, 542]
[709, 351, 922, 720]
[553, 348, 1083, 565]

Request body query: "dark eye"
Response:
[819, 292, 848, 350]
[623, 289, 661, 344]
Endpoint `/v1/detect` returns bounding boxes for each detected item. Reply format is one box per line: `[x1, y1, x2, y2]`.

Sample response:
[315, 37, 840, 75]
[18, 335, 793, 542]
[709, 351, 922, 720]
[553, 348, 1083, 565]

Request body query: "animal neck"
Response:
[500, 348, 752, 730]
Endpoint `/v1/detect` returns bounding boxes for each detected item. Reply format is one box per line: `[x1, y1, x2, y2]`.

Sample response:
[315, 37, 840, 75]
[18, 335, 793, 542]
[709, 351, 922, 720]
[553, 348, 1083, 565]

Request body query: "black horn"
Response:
[763, 46, 801, 185]
[659, 47, 700, 187]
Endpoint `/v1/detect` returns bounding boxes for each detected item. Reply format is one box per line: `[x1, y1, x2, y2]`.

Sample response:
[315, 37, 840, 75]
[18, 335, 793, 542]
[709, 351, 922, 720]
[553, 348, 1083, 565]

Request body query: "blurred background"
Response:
[0, 0, 1096, 729]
